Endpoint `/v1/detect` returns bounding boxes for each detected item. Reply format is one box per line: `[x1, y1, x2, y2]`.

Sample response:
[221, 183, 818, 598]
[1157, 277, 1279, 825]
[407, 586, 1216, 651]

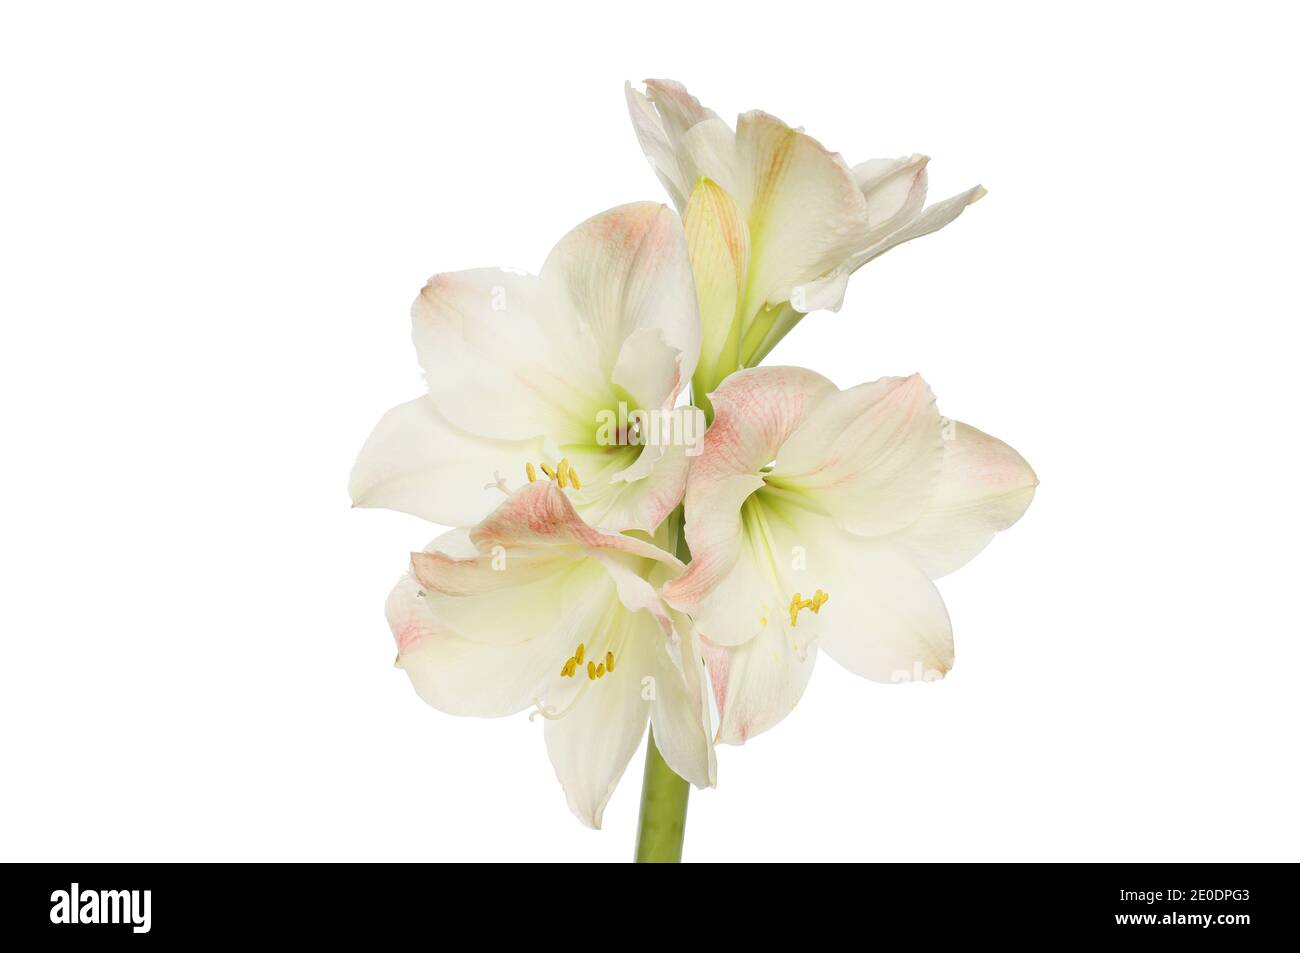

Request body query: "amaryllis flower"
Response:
[663, 367, 1036, 744]
[350, 203, 701, 534]
[626, 79, 985, 387]
[387, 480, 715, 827]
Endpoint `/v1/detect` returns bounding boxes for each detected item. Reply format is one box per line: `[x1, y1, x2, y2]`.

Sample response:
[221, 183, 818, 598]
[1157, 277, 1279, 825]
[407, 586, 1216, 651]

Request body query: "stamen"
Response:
[587, 661, 597, 681]
[595, 662, 605, 678]
[605, 651, 614, 673]
[524, 460, 581, 491]
[575, 643, 585, 665]
[788, 589, 830, 627]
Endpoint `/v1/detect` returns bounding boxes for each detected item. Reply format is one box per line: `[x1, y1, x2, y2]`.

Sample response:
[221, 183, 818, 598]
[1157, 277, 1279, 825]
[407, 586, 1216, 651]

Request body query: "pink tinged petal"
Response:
[387, 573, 565, 717]
[702, 366, 838, 475]
[412, 268, 605, 445]
[664, 366, 835, 614]
[642, 78, 717, 143]
[702, 623, 818, 746]
[770, 373, 945, 536]
[733, 110, 870, 313]
[349, 396, 544, 527]
[467, 481, 682, 569]
[583, 443, 690, 536]
[541, 202, 700, 391]
[893, 421, 1037, 578]
[663, 472, 763, 619]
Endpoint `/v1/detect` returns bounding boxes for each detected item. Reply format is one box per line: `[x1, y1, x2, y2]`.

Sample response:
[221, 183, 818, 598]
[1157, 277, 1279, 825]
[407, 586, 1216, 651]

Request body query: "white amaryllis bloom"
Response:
[626, 79, 985, 386]
[663, 367, 1036, 744]
[350, 203, 701, 534]
[387, 480, 715, 827]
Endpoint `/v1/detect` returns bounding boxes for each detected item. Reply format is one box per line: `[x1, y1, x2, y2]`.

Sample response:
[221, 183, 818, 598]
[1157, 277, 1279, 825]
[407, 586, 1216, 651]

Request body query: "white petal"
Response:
[734, 111, 869, 313]
[682, 177, 749, 394]
[626, 82, 690, 210]
[389, 569, 602, 717]
[782, 511, 955, 683]
[542, 202, 700, 391]
[791, 269, 850, 314]
[703, 621, 818, 745]
[893, 421, 1037, 577]
[611, 327, 684, 414]
[349, 396, 543, 526]
[675, 117, 743, 204]
[853, 154, 929, 231]
[770, 374, 945, 536]
[412, 268, 606, 444]
[649, 612, 716, 788]
[544, 616, 657, 828]
[851, 184, 987, 270]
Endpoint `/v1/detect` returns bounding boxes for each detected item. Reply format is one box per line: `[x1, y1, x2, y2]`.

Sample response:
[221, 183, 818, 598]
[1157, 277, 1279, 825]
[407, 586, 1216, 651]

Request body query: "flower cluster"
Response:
[351, 80, 1036, 828]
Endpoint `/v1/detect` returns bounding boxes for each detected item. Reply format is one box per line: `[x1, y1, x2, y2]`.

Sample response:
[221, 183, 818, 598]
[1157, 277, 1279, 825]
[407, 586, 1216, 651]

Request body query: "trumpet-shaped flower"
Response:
[350, 203, 701, 534]
[626, 79, 985, 392]
[387, 480, 715, 827]
[663, 367, 1036, 744]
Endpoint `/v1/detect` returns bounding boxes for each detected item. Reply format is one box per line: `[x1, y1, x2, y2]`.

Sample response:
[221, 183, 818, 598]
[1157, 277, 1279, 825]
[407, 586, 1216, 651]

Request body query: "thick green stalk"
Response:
[633, 728, 690, 862]
[633, 508, 692, 862]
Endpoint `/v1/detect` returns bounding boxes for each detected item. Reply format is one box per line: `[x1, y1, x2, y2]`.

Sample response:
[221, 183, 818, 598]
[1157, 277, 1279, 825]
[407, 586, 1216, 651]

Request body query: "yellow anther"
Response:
[560, 658, 574, 678]
[526, 462, 537, 483]
[557, 458, 570, 488]
[788, 589, 829, 627]
[587, 661, 597, 681]
[605, 651, 614, 673]
[574, 643, 584, 665]
[539, 462, 557, 481]
[569, 466, 582, 490]
[595, 662, 606, 678]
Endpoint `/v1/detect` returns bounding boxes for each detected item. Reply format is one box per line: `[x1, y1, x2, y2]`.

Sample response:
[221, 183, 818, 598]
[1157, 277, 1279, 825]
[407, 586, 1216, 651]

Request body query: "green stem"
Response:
[633, 728, 690, 862]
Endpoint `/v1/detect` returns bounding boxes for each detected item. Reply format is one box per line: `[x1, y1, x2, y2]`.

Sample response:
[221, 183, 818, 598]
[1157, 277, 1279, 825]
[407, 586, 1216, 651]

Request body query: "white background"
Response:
[3, 1, 1298, 862]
